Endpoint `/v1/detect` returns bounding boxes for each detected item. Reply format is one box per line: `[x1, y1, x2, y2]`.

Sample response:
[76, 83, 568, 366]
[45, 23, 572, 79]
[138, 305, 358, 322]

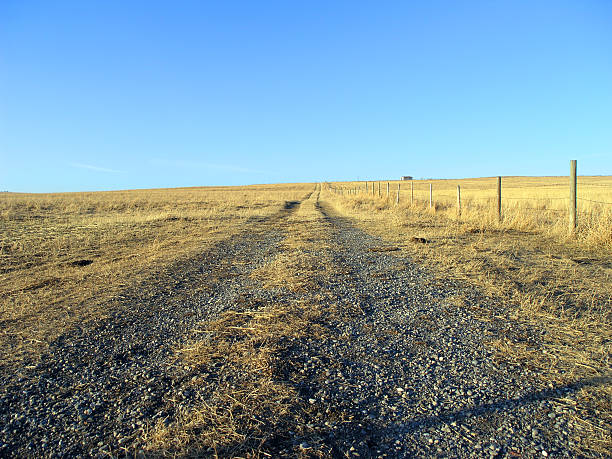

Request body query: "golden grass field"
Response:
[331, 176, 612, 246]
[0, 184, 312, 368]
[1, 177, 610, 455]
[324, 176, 612, 454]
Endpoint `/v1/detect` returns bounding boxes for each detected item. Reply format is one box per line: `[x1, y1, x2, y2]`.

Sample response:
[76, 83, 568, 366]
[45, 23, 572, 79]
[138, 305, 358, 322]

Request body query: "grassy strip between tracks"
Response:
[145, 191, 342, 457]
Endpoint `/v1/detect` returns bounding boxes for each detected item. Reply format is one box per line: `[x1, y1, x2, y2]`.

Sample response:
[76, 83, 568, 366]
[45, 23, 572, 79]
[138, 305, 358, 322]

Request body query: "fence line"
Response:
[325, 161, 611, 234]
[326, 187, 612, 206]
[577, 198, 612, 205]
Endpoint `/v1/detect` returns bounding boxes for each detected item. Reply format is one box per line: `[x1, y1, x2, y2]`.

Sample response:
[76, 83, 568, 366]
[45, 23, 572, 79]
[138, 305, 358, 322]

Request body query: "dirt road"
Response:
[0, 187, 599, 457]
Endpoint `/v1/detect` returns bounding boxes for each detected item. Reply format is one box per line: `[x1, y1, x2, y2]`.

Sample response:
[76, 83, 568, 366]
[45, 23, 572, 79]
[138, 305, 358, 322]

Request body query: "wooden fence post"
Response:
[378, 182, 381, 197]
[429, 184, 433, 209]
[497, 176, 502, 222]
[570, 160, 577, 232]
[457, 185, 461, 215]
[396, 183, 400, 205]
[387, 182, 390, 198]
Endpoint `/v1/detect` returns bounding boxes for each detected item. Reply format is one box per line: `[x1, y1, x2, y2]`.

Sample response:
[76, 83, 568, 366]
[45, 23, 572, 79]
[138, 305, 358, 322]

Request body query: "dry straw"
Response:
[324, 177, 611, 455]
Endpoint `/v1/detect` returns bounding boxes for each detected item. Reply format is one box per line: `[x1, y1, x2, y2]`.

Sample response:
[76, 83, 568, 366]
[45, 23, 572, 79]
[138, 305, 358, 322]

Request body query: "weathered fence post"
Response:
[429, 184, 433, 209]
[570, 160, 577, 233]
[387, 182, 390, 198]
[497, 176, 502, 222]
[378, 182, 381, 197]
[396, 183, 400, 205]
[457, 185, 461, 215]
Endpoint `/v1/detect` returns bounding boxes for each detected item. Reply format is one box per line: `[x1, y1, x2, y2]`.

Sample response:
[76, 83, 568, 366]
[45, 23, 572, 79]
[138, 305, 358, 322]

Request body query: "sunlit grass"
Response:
[0, 184, 313, 367]
[331, 176, 612, 246]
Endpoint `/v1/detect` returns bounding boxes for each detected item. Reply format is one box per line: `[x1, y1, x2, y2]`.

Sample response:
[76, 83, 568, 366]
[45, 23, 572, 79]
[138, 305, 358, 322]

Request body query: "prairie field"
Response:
[331, 175, 612, 246]
[1, 177, 610, 457]
[0, 184, 312, 367]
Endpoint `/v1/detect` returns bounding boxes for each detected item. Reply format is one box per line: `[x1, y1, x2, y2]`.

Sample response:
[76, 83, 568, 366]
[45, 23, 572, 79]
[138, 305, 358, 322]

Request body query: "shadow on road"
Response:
[402, 375, 611, 432]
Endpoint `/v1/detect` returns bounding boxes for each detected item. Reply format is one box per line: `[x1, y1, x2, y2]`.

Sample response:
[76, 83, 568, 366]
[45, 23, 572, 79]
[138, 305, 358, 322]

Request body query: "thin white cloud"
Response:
[150, 158, 265, 174]
[69, 162, 126, 173]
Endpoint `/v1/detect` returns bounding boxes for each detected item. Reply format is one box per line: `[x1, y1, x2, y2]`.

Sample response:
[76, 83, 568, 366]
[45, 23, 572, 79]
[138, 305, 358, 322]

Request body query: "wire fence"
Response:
[329, 185, 612, 207]
[328, 185, 612, 206]
[326, 163, 612, 232]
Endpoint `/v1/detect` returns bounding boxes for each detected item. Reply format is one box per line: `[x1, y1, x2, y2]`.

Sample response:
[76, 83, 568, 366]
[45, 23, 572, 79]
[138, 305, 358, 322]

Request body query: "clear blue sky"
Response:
[1, 0, 611, 192]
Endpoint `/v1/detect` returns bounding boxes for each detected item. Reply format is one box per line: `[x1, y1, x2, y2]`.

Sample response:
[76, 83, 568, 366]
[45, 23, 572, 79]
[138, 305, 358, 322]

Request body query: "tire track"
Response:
[270, 195, 586, 457]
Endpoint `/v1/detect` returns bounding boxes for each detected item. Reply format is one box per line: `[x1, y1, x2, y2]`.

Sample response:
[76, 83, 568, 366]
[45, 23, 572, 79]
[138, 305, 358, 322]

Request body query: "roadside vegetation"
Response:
[0, 184, 312, 368]
[323, 176, 611, 455]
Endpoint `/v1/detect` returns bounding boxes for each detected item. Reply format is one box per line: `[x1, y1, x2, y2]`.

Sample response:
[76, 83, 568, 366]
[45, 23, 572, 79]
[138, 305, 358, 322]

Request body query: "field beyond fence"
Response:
[328, 174, 612, 247]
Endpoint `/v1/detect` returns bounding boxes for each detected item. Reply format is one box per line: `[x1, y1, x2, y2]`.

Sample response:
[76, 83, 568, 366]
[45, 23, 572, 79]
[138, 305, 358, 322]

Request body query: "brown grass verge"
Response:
[0, 184, 312, 368]
[321, 184, 611, 456]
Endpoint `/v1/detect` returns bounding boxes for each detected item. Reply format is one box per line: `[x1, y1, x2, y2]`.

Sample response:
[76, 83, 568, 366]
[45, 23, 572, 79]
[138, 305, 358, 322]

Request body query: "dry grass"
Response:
[322, 177, 611, 456]
[145, 190, 339, 457]
[144, 298, 338, 457]
[250, 194, 336, 293]
[145, 304, 305, 457]
[0, 184, 312, 368]
[335, 176, 612, 247]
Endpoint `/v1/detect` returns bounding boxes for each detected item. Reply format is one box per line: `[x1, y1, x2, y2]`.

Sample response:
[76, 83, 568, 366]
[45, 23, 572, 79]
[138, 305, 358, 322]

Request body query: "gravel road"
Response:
[0, 192, 600, 457]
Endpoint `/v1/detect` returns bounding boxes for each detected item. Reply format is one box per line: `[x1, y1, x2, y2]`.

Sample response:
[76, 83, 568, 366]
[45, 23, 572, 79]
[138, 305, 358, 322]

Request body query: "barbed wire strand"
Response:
[577, 198, 612, 206]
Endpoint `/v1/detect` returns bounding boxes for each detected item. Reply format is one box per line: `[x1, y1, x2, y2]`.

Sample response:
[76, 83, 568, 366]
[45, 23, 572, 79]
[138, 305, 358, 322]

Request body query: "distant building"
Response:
[401, 176, 413, 181]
